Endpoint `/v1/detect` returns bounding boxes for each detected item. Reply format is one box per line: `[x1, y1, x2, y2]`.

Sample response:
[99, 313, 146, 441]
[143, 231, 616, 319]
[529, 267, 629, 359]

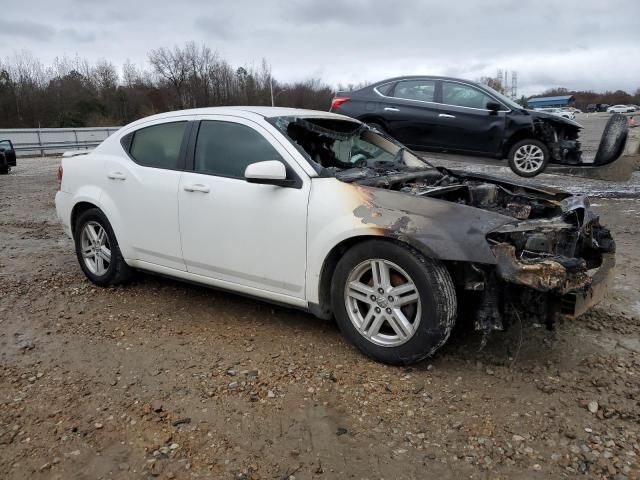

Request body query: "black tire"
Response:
[74, 208, 132, 286]
[507, 139, 549, 177]
[593, 113, 628, 165]
[331, 240, 457, 365]
[0, 168, 8, 175]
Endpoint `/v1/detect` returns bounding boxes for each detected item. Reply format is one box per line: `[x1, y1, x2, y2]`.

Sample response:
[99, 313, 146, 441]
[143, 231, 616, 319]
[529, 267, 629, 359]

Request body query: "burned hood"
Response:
[349, 168, 595, 265]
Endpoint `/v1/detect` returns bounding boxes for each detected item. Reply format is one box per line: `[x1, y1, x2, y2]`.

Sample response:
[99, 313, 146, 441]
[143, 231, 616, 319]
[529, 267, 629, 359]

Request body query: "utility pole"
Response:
[270, 77, 274, 107]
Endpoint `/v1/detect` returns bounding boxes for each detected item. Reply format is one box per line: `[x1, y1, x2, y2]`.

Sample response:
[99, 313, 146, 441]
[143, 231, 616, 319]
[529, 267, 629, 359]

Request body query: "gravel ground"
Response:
[1, 134, 640, 479]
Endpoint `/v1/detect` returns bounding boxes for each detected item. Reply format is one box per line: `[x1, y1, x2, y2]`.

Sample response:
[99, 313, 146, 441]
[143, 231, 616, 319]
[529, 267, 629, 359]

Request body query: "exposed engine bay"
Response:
[270, 115, 616, 338]
[533, 116, 582, 163]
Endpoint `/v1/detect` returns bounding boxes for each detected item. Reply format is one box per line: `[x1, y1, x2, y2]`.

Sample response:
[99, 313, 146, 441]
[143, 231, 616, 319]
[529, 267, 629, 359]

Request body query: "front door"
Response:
[178, 117, 309, 298]
[436, 81, 507, 154]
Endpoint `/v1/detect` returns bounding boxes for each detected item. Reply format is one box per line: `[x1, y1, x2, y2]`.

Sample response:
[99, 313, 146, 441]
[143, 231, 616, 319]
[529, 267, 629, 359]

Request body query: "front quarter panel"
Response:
[306, 178, 512, 304]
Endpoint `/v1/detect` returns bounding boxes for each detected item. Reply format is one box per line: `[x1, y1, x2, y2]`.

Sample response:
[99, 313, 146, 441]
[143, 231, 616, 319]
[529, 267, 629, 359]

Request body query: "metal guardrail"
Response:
[0, 127, 121, 156]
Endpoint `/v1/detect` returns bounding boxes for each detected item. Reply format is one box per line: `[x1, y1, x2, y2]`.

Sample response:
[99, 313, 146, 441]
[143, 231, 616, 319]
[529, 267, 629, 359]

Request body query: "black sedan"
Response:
[330, 76, 627, 177]
[0, 139, 16, 174]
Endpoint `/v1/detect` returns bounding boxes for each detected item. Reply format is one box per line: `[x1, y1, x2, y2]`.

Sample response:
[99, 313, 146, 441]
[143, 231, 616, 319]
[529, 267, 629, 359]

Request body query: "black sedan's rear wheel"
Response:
[508, 139, 549, 177]
[331, 240, 457, 365]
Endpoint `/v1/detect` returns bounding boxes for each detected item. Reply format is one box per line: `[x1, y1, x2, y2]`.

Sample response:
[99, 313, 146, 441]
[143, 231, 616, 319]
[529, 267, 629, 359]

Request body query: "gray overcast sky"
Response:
[1, 0, 638, 96]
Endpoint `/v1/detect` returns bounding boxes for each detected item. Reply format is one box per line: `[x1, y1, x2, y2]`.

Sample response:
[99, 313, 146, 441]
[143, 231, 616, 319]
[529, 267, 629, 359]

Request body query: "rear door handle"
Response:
[107, 171, 126, 180]
[384, 107, 400, 112]
[438, 113, 456, 119]
[183, 184, 210, 193]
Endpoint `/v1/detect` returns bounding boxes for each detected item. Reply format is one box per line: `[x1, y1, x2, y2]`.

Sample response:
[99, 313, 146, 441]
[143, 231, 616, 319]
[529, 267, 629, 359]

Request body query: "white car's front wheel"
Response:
[331, 240, 457, 365]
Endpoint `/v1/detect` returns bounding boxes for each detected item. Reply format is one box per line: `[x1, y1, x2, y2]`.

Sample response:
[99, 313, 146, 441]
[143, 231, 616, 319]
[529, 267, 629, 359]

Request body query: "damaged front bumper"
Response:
[492, 243, 615, 317]
[491, 243, 592, 295]
[559, 252, 615, 318]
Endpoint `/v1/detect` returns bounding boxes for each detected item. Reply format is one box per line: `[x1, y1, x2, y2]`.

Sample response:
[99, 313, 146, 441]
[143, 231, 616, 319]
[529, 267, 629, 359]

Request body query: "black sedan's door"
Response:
[378, 79, 446, 149]
[436, 82, 506, 155]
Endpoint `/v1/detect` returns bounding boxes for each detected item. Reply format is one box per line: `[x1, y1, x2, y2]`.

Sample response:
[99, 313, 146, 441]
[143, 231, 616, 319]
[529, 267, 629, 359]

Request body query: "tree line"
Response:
[0, 42, 334, 128]
[1, 43, 639, 129]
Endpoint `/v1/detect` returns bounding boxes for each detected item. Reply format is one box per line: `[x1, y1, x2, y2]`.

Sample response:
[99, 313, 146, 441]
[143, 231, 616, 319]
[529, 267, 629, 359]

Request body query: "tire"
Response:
[593, 113, 628, 166]
[331, 239, 457, 365]
[0, 168, 8, 175]
[508, 139, 549, 177]
[74, 208, 132, 286]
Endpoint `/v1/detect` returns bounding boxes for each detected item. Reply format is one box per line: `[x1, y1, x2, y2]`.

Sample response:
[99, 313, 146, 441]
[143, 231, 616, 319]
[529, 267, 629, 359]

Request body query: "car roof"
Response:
[366, 75, 484, 88]
[120, 106, 357, 132]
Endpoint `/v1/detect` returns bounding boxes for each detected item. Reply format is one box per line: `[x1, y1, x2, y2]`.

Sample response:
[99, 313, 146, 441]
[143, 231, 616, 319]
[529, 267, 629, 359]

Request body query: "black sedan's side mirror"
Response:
[486, 101, 501, 113]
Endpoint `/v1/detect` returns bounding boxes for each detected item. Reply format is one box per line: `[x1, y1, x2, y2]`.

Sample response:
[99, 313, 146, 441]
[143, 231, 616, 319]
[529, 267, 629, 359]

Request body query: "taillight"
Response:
[57, 164, 63, 191]
[330, 96, 350, 110]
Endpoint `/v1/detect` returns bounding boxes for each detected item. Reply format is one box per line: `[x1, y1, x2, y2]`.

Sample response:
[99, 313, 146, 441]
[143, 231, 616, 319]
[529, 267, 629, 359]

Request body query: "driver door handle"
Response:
[183, 184, 210, 193]
[384, 107, 400, 112]
[438, 113, 456, 119]
[107, 171, 126, 180]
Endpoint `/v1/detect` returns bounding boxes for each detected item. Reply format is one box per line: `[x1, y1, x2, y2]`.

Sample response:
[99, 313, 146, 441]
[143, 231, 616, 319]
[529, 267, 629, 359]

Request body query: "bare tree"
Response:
[148, 46, 189, 108]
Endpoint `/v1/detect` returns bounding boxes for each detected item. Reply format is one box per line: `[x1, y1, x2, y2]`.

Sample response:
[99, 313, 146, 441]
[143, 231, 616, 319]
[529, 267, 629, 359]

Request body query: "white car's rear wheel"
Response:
[74, 208, 132, 286]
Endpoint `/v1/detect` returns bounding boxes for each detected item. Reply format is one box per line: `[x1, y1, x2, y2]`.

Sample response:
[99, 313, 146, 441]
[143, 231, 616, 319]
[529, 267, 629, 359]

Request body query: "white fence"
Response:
[0, 127, 121, 156]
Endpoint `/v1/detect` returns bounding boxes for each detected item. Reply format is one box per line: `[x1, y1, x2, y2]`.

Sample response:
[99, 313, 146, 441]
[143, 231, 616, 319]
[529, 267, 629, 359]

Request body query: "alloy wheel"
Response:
[80, 221, 111, 276]
[513, 144, 545, 173]
[344, 259, 422, 347]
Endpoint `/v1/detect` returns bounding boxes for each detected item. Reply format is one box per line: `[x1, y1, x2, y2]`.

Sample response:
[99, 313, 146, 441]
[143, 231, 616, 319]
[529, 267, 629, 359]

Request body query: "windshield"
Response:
[482, 84, 523, 110]
[269, 116, 431, 179]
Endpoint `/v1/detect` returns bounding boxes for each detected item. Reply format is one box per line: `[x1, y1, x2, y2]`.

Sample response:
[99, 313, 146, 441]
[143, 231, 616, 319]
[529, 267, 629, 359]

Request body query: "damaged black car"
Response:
[271, 114, 615, 364]
[330, 76, 628, 177]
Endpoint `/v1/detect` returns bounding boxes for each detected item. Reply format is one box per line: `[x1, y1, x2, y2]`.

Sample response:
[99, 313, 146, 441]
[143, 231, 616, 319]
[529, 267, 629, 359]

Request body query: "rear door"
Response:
[436, 81, 507, 154]
[102, 119, 191, 270]
[377, 79, 445, 148]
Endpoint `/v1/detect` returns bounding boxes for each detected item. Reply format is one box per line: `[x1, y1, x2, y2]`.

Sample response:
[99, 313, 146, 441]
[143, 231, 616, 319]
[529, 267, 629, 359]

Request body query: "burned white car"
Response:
[56, 107, 615, 365]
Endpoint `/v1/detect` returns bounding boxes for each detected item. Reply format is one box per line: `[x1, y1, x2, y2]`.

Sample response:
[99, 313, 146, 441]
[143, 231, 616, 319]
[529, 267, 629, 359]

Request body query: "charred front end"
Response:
[352, 169, 616, 334]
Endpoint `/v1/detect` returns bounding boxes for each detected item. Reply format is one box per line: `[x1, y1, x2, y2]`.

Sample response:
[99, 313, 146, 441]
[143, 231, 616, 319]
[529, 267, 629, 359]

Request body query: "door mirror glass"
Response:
[486, 101, 501, 112]
[244, 160, 289, 186]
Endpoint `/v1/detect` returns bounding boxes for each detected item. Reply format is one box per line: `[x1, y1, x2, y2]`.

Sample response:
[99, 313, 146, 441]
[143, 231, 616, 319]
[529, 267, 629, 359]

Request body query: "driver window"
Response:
[195, 121, 282, 178]
[442, 82, 494, 109]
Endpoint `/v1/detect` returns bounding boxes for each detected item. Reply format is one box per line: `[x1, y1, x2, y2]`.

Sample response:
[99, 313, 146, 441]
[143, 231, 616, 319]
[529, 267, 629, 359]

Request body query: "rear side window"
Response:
[392, 80, 436, 102]
[442, 82, 494, 110]
[375, 83, 395, 96]
[0, 140, 13, 151]
[194, 121, 282, 178]
[129, 122, 187, 169]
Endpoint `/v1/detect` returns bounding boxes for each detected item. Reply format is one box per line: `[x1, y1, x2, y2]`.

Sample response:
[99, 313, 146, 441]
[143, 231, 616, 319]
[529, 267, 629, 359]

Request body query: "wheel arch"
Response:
[70, 201, 100, 237]
[314, 235, 441, 319]
[69, 193, 133, 259]
[502, 128, 540, 158]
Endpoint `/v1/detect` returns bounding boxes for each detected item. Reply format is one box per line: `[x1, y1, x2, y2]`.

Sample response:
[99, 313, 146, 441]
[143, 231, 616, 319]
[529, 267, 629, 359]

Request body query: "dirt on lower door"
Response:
[1, 157, 639, 480]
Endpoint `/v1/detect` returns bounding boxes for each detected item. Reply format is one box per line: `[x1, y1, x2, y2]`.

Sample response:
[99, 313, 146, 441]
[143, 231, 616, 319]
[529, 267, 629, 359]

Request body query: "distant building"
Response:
[527, 95, 575, 108]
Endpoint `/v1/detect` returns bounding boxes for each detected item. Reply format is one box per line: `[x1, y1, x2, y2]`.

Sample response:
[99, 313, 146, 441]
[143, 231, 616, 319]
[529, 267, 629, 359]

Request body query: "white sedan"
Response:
[55, 107, 615, 364]
[607, 105, 632, 113]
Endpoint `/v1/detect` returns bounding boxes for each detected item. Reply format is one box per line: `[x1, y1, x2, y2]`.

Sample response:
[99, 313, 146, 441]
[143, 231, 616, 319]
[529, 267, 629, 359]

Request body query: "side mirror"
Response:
[244, 160, 293, 187]
[486, 101, 501, 113]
